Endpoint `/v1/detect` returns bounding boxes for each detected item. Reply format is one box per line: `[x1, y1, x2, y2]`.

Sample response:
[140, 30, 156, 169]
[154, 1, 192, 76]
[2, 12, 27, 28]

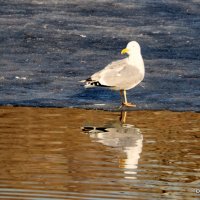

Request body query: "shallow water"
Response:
[0, 0, 200, 111]
[0, 107, 199, 199]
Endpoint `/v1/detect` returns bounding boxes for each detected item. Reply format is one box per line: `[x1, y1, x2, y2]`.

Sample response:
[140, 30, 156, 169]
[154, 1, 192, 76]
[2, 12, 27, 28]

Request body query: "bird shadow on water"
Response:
[81, 111, 143, 179]
[71, 87, 122, 109]
[71, 87, 145, 111]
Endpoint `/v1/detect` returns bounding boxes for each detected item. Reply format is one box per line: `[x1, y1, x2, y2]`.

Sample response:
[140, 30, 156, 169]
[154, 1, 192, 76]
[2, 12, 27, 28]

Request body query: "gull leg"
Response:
[120, 90, 124, 103]
[124, 90, 127, 104]
[122, 90, 136, 107]
[119, 90, 124, 109]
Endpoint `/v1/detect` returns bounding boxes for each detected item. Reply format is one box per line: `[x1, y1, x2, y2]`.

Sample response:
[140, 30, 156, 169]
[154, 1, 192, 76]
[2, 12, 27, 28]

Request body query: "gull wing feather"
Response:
[91, 59, 143, 90]
[91, 59, 125, 81]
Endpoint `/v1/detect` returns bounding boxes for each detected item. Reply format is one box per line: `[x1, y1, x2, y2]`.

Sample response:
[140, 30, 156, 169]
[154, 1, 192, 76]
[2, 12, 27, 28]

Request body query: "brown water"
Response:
[0, 107, 199, 200]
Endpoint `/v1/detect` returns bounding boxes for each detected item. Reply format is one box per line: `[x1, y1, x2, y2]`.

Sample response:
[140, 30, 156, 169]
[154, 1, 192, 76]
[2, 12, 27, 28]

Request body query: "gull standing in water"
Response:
[82, 41, 145, 107]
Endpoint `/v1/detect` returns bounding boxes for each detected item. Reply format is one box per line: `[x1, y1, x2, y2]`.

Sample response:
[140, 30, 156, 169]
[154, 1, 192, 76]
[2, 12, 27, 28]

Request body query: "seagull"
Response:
[82, 41, 145, 107]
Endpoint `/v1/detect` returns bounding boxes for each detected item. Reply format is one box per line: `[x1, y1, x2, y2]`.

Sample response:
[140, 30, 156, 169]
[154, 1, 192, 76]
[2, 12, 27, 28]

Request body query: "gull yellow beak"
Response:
[121, 48, 128, 55]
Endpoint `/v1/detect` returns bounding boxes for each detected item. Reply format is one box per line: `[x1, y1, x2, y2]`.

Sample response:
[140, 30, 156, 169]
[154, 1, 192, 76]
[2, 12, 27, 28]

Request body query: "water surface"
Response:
[0, 0, 199, 111]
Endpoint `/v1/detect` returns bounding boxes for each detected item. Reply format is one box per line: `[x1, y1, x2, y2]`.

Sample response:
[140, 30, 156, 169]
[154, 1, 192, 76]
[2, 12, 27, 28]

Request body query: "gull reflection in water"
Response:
[82, 112, 143, 179]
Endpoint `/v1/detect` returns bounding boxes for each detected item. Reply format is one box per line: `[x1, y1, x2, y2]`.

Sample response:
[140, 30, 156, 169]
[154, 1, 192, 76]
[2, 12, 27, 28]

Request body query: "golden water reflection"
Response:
[0, 107, 199, 200]
[82, 111, 143, 180]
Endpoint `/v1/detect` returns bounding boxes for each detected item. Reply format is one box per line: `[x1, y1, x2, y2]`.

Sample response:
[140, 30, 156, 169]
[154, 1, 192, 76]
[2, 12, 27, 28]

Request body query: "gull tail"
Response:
[79, 78, 109, 88]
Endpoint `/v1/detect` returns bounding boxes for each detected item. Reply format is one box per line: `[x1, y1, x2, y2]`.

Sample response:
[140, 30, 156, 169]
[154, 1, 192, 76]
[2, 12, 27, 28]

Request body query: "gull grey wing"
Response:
[98, 60, 144, 90]
[91, 59, 125, 81]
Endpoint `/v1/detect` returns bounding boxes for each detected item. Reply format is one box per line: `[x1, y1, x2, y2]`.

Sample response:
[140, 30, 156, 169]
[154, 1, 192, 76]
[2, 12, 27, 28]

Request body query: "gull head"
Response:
[121, 41, 141, 56]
